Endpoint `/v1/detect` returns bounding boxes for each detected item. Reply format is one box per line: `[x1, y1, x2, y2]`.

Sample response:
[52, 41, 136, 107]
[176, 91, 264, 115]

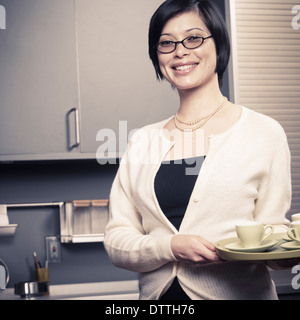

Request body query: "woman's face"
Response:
[157, 11, 217, 91]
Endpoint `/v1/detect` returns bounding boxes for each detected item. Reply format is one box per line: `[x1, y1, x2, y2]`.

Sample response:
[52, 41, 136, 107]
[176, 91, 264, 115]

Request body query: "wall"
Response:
[0, 160, 138, 287]
[0, 0, 229, 289]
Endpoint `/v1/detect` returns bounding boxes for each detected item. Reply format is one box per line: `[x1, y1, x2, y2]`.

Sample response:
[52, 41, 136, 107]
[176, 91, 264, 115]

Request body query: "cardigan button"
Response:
[193, 197, 199, 202]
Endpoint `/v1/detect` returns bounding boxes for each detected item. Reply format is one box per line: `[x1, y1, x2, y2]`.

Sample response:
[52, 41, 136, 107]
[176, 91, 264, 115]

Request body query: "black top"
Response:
[154, 156, 205, 300]
[154, 156, 205, 230]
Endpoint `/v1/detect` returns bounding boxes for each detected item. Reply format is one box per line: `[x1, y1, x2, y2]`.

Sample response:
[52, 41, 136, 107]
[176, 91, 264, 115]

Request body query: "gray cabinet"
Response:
[0, 0, 178, 161]
[0, 0, 81, 160]
[76, 0, 177, 157]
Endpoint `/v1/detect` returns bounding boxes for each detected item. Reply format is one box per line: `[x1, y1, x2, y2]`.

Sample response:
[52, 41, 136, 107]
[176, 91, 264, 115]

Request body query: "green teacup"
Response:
[287, 221, 300, 244]
[236, 222, 274, 248]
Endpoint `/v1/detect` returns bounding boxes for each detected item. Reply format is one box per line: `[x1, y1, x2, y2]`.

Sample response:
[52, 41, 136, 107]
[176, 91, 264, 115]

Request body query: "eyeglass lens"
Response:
[157, 36, 211, 53]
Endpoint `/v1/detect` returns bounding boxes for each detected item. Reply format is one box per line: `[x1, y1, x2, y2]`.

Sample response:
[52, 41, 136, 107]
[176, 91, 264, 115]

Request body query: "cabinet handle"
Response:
[68, 108, 80, 149]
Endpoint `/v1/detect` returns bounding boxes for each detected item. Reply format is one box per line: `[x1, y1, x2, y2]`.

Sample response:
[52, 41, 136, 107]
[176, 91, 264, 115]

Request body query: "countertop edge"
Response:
[0, 280, 140, 300]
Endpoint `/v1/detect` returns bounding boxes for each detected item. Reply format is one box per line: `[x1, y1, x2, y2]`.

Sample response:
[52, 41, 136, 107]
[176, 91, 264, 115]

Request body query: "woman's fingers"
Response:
[171, 234, 220, 264]
[194, 235, 217, 252]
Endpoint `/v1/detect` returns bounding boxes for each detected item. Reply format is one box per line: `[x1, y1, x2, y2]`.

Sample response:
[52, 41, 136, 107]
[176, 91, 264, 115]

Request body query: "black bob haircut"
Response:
[148, 0, 230, 87]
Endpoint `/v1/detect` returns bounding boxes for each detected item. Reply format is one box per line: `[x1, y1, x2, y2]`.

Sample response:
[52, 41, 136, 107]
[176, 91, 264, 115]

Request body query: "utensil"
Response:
[33, 251, 41, 269]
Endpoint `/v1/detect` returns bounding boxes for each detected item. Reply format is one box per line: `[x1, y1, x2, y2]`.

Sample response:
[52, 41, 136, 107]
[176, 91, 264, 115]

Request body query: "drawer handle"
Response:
[67, 108, 80, 149]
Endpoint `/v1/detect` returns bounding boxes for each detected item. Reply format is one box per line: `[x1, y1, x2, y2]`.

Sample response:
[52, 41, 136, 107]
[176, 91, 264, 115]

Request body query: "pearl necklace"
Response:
[174, 97, 227, 132]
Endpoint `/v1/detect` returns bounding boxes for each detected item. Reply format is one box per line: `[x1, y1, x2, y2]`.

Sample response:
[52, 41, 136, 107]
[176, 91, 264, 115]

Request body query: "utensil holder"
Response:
[37, 268, 49, 296]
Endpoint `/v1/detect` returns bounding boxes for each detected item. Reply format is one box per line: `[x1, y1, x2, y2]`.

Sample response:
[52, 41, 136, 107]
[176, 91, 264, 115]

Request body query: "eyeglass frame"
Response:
[156, 35, 213, 54]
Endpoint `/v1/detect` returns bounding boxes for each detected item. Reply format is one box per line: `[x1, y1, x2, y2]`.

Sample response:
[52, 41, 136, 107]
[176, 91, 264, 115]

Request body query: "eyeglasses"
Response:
[156, 35, 213, 54]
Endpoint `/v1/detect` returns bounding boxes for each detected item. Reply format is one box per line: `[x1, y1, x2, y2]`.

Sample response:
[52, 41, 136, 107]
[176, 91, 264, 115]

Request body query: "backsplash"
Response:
[0, 160, 138, 288]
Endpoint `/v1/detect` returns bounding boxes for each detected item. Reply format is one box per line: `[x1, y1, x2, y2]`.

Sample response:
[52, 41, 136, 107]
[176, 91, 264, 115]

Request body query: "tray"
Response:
[214, 233, 300, 261]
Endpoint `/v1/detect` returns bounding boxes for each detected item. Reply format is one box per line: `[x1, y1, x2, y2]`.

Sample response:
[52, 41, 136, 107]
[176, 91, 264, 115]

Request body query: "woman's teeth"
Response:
[174, 64, 197, 71]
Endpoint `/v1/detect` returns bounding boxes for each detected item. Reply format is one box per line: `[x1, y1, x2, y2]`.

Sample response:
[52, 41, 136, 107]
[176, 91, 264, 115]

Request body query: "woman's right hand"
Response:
[171, 234, 220, 264]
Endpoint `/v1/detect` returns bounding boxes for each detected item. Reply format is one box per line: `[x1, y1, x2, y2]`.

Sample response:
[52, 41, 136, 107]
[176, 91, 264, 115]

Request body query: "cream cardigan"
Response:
[104, 106, 291, 300]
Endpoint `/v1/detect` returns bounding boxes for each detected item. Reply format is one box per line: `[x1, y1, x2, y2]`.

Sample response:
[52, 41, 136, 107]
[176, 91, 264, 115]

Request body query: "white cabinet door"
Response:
[0, 0, 80, 159]
[75, 0, 178, 157]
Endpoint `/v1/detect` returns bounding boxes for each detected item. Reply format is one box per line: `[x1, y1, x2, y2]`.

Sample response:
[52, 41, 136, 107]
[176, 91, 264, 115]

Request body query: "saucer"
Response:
[224, 240, 278, 253]
[280, 241, 300, 250]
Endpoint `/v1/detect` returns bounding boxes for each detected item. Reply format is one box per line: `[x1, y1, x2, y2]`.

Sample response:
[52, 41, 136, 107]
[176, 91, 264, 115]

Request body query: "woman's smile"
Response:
[171, 62, 199, 73]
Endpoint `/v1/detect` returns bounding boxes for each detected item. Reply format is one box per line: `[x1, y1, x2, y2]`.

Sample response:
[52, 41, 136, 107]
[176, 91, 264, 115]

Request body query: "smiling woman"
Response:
[104, 0, 292, 300]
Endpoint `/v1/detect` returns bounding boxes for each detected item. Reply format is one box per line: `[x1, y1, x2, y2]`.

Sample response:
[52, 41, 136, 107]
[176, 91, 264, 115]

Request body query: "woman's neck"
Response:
[177, 80, 224, 121]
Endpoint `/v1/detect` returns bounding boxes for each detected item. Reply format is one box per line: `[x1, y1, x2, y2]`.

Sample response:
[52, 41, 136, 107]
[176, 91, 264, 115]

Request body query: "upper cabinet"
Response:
[0, 0, 178, 161]
[0, 0, 81, 159]
[75, 0, 177, 156]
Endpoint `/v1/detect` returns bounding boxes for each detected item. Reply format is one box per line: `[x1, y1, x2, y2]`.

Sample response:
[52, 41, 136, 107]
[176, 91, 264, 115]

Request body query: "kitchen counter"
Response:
[1, 272, 300, 300]
[0, 280, 139, 300]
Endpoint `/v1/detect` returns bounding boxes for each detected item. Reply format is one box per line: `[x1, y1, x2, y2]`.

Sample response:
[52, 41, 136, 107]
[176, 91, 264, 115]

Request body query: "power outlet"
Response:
[45, 236, 61, 263]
